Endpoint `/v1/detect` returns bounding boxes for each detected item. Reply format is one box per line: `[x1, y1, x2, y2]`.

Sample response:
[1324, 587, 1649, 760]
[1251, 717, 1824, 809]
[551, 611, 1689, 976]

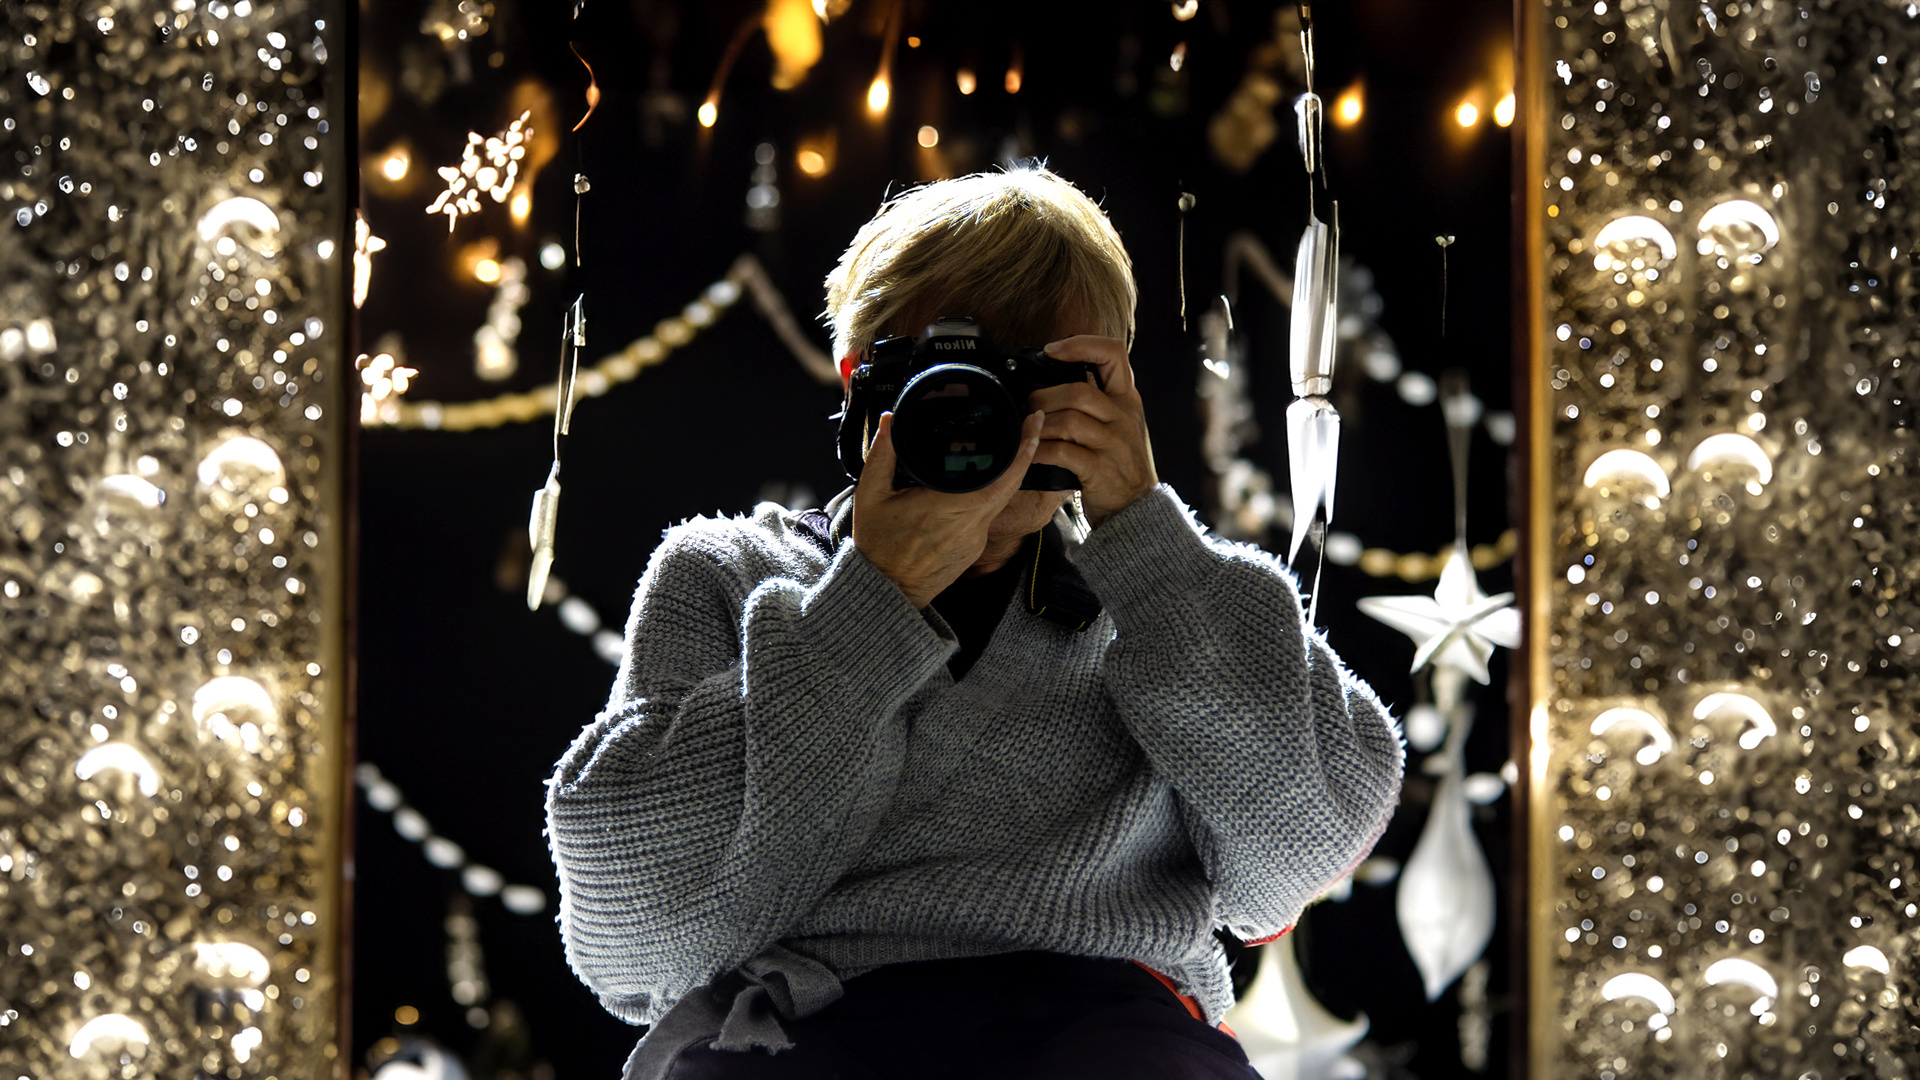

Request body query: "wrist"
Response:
[1084, 482, 1156, 530]
[853, 541, 939, 609]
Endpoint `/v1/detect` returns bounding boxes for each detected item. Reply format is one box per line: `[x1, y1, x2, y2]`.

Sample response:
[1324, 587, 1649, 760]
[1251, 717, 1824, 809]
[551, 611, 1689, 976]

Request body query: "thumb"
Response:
[978, 410, 1044, 507]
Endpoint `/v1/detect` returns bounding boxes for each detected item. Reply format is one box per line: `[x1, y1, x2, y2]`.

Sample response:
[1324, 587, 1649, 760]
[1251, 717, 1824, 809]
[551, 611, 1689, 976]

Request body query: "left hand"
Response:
[1031, 335, 1159, 529]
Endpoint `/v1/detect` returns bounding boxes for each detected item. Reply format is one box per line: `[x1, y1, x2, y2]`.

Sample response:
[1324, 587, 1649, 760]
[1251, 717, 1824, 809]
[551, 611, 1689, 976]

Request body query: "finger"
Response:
[1039, 408, 1118, 449]
[975, 409, 1045, 508]
[1032, 436, 1101, 481]
[1042, 335, 1135, 397]
[1029, 380, 1123, 421]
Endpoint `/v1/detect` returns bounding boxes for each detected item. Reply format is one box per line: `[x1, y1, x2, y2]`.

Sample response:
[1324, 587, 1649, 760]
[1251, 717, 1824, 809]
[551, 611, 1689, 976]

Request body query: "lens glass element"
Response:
[890, 364, 1020, 493]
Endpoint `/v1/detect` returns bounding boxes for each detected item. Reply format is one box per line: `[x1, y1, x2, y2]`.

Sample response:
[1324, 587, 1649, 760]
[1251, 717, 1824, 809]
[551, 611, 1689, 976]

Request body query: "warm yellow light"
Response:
[1005, 66, 1022, 94]
[867, 77, 890, 114]
[764, 0, 823, 90]
[1455, 100, 1479, 128]
[1493, 91, 1516, 127]
[394, 1005, 420, 1026]
[508, 187, 531, 225]
[796, 130, 837, 177]
[381, 152, 409, 181]
[917, 125, 939, 148]
[956, 68, 977, 95]
[907, 35, 921, 48]
[697, 98, 718, 128]
[1171, 0, 1199, 19]
[455, 237, 496, 286]
[1333, 83, 1363, 127]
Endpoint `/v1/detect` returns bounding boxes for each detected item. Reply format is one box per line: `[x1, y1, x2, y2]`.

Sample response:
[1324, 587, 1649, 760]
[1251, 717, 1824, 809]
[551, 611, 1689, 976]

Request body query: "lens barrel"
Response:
[889, 363, 1022, 493]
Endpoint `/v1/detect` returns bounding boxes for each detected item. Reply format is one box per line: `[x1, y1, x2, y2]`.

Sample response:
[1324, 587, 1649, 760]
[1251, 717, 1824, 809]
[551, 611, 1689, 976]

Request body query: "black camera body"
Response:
[837, 318, 1101, 494]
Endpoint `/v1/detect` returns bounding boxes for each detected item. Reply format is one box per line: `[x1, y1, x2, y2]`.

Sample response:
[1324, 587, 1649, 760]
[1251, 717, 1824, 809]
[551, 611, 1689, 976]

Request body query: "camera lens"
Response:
[890, 363, 1021, 493]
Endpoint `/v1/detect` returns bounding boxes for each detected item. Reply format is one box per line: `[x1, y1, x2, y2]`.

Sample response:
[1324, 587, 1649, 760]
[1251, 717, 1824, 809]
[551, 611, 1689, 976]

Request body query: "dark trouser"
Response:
[662, 951, 1260, 1080]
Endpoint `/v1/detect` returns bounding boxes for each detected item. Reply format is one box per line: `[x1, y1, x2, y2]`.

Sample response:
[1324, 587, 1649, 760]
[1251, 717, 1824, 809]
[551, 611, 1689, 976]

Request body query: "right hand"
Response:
[853, 410, 1044, 610]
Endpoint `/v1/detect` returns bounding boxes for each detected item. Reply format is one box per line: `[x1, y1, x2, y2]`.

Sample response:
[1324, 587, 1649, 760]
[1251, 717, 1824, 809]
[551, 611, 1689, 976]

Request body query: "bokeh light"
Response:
[1334, 82, 1364, 127]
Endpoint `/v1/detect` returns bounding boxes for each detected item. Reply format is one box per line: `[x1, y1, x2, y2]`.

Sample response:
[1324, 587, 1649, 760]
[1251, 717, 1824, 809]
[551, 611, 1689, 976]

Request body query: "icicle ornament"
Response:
[1280, 3, 1342, 619]
[528, 296, 585, 610]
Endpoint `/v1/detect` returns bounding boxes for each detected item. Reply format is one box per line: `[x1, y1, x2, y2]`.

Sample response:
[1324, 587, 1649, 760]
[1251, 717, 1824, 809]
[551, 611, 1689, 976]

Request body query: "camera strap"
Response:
[1023, 522, 1102, 633]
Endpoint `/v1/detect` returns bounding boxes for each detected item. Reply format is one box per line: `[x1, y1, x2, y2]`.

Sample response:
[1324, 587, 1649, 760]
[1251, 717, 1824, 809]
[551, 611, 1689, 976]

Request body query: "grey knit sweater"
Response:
[546, 484, 1403, 1036]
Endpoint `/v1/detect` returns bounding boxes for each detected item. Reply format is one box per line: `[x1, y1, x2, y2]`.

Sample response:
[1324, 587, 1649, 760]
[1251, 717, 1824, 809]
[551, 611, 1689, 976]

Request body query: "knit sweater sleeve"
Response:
[1070, 486, 1405, 943]
[545, 519, 954, 1025]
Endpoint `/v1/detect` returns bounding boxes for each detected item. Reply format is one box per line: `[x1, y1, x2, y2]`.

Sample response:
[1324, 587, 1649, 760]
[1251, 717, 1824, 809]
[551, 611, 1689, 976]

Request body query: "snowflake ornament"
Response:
[425, 110, 531, 232]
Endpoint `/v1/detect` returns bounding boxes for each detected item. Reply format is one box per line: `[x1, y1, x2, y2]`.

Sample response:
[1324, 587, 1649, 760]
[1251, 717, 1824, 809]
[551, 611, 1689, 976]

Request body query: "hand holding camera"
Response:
[853, 409, 1044, 611]
[1029, 335, 1158, 529]
[838, 318, 1103, 494]
[842, 319, 1157, 608]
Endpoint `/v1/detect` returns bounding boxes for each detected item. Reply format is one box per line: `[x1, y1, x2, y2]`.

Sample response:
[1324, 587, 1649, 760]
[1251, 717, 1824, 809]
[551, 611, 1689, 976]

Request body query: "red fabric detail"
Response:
[1129, 960, 1209, 1025]
[838, 353, 857, 386]
[1244, 925, 1294, 946]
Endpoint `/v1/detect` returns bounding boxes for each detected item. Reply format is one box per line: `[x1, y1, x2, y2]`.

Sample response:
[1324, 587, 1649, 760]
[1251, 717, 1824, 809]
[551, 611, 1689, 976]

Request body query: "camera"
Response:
[837, 318, 1103, 494]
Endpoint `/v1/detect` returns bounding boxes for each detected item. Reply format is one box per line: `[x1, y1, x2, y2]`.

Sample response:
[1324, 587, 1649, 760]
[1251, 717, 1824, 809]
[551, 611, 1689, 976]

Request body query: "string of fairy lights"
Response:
[360, 251, 834, 431]
[352, 763, 549, 918]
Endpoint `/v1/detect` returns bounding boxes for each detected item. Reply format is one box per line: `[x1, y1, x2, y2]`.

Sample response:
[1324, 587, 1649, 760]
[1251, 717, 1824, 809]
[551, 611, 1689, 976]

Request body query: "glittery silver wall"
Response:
[0, 2, 349, 1078]
[1527, 0, 1919, 1076]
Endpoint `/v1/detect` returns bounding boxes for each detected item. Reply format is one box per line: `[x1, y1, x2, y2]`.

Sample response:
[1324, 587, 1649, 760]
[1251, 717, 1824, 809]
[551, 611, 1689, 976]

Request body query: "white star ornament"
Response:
[1355, 546, 1520, 685]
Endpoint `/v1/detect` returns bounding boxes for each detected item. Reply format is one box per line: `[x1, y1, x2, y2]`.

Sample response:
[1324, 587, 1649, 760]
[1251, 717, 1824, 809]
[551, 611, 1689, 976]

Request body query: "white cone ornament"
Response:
[526, 461, 561, 611]
[527, 295, 586, 611]
[1225, 932, 1368, 1080]
[1285, 397, 1340, 566]
[1396, 766, 1497, 1001]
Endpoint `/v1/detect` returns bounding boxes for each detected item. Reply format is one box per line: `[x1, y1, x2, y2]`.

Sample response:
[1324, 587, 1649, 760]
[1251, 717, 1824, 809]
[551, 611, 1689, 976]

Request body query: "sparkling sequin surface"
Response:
[0, 2, 347, 1077]
[1535, 0, 1919, 1075]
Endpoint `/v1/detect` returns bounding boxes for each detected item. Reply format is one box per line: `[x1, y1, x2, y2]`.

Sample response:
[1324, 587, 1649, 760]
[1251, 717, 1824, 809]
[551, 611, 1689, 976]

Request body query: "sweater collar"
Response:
[813, 487, 1101, 632]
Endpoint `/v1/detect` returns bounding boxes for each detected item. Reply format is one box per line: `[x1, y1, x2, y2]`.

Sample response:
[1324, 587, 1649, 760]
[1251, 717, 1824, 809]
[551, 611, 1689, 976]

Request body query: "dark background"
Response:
[350, 2, 1518, 1077]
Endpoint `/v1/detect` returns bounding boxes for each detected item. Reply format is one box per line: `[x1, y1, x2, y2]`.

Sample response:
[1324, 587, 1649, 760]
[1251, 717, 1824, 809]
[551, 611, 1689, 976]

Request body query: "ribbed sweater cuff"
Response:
[1071, 485, 1220, 626]
[800, 540, 956, 694]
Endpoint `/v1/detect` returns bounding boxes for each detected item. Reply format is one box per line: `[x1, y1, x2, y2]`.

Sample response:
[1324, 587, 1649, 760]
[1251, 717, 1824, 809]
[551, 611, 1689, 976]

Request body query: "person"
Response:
[545, 165, 1404, 1080]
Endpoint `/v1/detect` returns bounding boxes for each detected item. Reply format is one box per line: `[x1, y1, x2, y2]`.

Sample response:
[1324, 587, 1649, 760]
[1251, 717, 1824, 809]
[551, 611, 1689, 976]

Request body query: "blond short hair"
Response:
[824, 166, 1137, 362]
